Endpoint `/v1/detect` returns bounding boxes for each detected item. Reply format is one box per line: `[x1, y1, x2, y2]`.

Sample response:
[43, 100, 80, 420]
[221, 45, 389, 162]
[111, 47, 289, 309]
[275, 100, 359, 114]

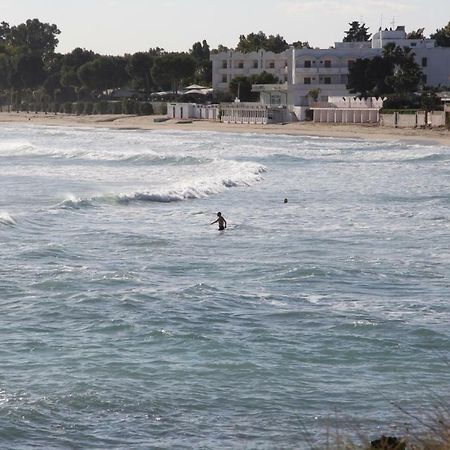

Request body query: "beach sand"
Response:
[1, 111, 449, 146]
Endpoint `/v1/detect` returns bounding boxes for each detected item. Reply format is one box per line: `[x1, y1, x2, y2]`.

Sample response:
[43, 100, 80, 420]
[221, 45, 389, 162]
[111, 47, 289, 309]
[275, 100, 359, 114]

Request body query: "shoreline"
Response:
[1, 111, 449, 146]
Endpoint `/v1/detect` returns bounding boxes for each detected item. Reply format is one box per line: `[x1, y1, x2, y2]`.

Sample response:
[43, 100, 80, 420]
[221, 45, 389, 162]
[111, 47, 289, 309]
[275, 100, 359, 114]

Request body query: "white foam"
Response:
[0, 212, 16, 226]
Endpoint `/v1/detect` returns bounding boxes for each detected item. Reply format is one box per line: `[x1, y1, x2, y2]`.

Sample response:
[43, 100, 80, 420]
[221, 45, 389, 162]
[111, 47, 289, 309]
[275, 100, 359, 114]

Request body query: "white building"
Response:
[211, 26, 450, 108]
[210, 50, 289, 92]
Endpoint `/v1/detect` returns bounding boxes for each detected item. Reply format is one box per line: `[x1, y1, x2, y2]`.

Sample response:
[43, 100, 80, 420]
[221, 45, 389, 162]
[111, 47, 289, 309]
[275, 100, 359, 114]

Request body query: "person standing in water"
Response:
[211, 212, 227, 231]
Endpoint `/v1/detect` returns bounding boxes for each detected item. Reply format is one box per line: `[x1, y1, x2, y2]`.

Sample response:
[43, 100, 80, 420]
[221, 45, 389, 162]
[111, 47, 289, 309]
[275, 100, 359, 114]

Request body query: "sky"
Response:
[1, 0, 449, 55]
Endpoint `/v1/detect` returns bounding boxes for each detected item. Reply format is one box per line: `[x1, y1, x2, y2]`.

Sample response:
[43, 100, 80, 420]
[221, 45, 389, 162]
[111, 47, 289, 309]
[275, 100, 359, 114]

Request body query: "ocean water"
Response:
[1, 123, 449, 449]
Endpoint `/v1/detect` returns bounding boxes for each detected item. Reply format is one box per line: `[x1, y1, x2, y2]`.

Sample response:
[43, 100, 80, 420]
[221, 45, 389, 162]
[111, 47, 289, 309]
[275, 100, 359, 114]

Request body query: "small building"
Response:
[167, 103, 219, 120]
[309, 97, 383, 124]
[220, 103, 290, 124]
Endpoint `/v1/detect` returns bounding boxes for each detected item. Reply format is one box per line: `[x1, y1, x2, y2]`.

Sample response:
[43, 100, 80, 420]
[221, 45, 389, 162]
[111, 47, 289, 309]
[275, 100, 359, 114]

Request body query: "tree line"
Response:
[1, 18, 449, 112]
[0, 19, 314, 112]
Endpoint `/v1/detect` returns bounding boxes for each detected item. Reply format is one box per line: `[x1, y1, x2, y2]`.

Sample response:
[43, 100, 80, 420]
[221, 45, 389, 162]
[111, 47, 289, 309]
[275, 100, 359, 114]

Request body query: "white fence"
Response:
[380, 111, 446, 128]
[311, 108, 379, 124]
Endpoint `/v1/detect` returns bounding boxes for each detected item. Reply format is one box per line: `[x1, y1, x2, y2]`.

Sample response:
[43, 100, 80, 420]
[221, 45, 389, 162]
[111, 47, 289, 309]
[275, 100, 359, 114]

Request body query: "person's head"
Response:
[217, 212, 222, 217]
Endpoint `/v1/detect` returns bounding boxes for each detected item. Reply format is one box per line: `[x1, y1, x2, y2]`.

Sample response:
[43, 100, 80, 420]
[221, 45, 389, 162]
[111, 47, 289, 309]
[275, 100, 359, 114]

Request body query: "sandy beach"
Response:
[1, 111, 449, 146]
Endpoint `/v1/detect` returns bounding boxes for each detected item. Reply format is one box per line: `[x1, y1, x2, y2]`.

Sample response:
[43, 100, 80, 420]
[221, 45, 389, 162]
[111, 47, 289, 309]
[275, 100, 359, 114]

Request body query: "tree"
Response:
[77, 56, 130, 94]
[383, 44, 423, 94]
[307, 88, 321, 102]
[236, 31, 268, 53]
[151, 53, 196, 92]
[236, 31, 289, 53]
[431, 21, 450, 47]
[347, 44, 423, 97]
[343, 21, 371, 42]
[0, 52, 12, 90]
[347, 58, 373, 97]
[292, 41, 312, 49]
[126, 52, 154, 93]
[253, 71, 279, 84]
[211, 44, 229, 54]
[0, 21, 10, 42]
[63, 47, 96, 68]
[13, 53, 46, 89]
[190, 40, 211, 84]
[407, 28, 425, 39]
[7, 19, 60, 55]
[265, 34, 289, 53]
[229, 76, 255, 101]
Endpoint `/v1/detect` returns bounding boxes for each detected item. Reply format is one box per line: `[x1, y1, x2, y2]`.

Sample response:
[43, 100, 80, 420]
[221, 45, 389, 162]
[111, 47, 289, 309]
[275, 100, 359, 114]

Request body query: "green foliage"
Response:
[5, 19, 60, 55]
[347, 44, 423, 96]
[77, 56, 130, 93]
[253, 71, 279, 84]
[151, 53, 196, 92]
[236, 31, 289, 53]
[420, 90, 442, 111]
[407, 28, 425, 39]
[229, 71, 280, 101]
[343, 21, 371, 42]
[109, 101, 123, 114]
[83, 101, 93, 115]
[13, 53, 46, 89]
[292, 41, 312, 49]
[229, 76, 255, 101]
[122, 98, 137, 114]
[63, 101, 73, 114]
[75, 101, 84, 115]
[138, 102, 153, 115]
[126, 52, 154, 93]
[190, 40, 211, 84]
[382, 93, 419, 110]
[431, 21, 450, 47]
[307, 88, 321, 102]
[95, 100, 108, 114]
[211, 44, 230, 54]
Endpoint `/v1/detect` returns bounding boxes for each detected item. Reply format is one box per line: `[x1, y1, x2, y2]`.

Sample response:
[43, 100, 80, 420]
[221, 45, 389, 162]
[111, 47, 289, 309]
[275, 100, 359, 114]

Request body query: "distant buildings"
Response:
[211, 26, 450, 107]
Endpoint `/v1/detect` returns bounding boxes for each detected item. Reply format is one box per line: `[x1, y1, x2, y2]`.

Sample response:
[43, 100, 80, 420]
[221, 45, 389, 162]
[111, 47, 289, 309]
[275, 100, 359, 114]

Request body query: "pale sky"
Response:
[1, 0, 449, 55]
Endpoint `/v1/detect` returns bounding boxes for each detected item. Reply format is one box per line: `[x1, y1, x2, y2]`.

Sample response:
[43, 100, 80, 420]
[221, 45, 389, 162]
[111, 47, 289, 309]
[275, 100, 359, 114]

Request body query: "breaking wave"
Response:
[0, 212, 16, 226]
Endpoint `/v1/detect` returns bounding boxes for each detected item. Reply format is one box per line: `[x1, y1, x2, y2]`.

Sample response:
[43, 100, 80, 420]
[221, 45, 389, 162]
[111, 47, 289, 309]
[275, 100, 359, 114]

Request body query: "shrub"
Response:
[139, 102, 153, 116]
[94, 100, 108, 114]
[84, 102, 94, 115]
[108, 101, 122, 114]
[75, 102, 84, 115]
[63, 102, 73, 114]
[122, 99, 138, 115]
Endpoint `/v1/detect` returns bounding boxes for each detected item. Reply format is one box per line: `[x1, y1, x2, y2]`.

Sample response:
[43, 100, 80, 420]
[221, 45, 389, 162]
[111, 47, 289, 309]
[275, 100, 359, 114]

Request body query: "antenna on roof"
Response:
[391, 17, 396, 29]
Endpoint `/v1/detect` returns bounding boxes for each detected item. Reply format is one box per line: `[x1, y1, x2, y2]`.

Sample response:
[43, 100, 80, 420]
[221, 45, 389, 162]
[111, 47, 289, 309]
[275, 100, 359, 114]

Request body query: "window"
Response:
[411, 42, 417, 47]
[253, 60, 258, 68]
[422, 57, 428, 67]
[324, 77, 331, 85]
[238, 62, 244, 69]
[269, 62, 275, 69]
[304, 60, 311, 68]
[304, 77, 311, 84]
[222, 74, 227, 83]
[284, 75, 288, 82]
[423, 74, 428, 84]
[348, 60, 355, 68]
[324, 60, 331, 68]
[222, 61, 227, 69]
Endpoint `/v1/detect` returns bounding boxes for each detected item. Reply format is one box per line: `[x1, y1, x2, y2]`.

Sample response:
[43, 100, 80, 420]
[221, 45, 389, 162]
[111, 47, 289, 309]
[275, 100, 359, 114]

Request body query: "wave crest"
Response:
[0, 212, 16, 226]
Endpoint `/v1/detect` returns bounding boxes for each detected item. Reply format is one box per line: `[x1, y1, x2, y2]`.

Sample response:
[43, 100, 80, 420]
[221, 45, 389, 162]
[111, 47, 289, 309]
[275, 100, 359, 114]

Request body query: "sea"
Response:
[1, 123, 449, 449]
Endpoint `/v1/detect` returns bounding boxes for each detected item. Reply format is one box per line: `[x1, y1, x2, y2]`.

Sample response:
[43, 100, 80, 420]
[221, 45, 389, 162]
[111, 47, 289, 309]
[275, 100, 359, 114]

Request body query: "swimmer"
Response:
[210, 212, 227, 231]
